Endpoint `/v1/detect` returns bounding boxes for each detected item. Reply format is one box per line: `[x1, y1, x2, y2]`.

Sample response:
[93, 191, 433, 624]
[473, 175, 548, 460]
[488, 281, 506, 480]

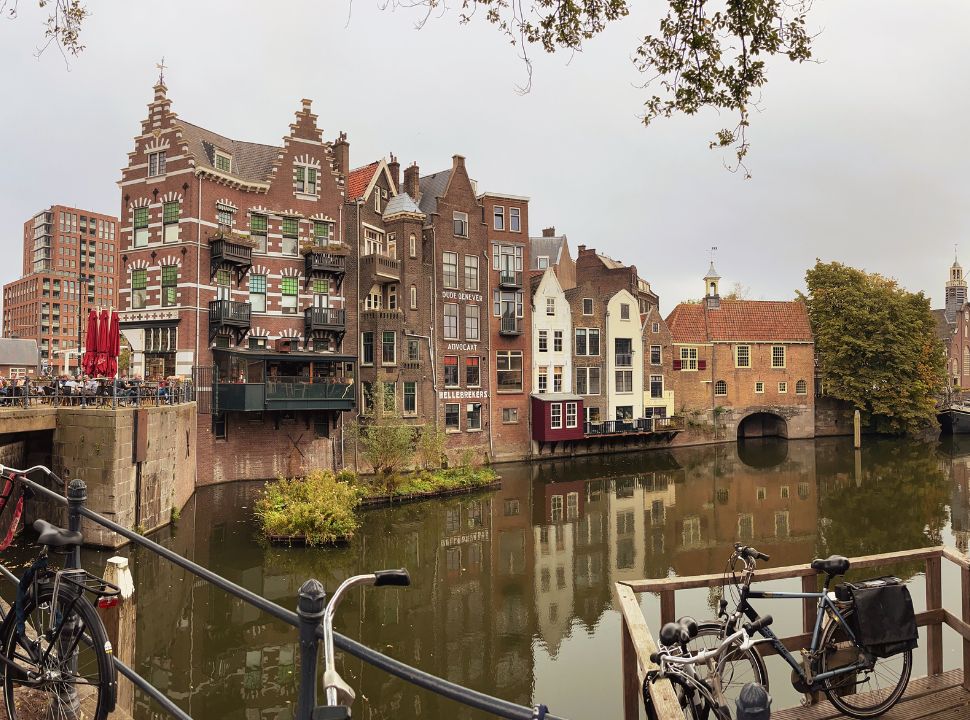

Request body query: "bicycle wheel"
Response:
[819, 607, 911, 718]
[0, 583, 116, 720]
[689, 621, 769, 705]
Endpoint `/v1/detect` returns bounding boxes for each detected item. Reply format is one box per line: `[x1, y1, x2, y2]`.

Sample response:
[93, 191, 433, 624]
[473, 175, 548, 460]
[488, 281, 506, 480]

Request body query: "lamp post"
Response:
[76, 272, 92, 377]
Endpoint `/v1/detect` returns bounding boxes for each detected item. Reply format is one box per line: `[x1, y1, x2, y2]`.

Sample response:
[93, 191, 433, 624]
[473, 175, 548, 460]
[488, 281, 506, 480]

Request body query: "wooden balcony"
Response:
[208, 300, 251, 344]
[304, 307, 346, 333]
[304, 249, 347, 288]
[215, 378, 355, 413]
[209, 236, 253, 282]
[360, 252, 401, 283]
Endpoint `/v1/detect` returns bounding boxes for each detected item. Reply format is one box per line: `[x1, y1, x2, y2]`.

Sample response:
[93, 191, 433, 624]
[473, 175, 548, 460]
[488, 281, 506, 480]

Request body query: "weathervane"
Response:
[156, 56, 167, 85]
[709, 245, 718, 263]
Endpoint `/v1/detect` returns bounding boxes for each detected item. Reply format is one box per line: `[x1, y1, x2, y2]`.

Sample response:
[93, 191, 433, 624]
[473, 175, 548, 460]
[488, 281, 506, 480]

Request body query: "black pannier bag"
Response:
[834, 576, 918, 658]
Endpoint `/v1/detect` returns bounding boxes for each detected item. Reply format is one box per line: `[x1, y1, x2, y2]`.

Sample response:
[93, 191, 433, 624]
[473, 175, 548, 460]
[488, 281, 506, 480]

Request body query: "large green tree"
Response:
[802, 261, 945, 435]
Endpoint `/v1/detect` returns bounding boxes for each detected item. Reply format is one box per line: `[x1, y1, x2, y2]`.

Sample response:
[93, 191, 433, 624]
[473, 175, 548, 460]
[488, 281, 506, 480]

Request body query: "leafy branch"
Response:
[1, 0, 88, 63]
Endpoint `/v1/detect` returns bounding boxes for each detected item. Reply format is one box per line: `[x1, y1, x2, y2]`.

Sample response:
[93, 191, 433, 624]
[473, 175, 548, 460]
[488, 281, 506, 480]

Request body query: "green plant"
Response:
[415, 425, 446, 470]
[170, 505, 181, 523]
[459, 448, 478, 469]
[255, 470, 362, 546]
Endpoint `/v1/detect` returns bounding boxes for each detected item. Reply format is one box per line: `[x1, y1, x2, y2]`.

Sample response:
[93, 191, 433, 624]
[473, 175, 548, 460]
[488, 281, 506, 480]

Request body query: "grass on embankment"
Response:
[255, 466, 498, 546]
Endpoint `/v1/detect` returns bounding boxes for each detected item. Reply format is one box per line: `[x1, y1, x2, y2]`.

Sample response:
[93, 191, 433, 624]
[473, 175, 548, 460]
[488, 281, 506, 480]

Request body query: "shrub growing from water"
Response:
[256, 470, 362, 546]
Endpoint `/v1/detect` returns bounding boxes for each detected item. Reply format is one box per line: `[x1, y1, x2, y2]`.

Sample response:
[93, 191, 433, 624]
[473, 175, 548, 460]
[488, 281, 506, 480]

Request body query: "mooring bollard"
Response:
[296, 578, 327, 720]
[100, 556, 136, 716]
[67, 478, 86, 570]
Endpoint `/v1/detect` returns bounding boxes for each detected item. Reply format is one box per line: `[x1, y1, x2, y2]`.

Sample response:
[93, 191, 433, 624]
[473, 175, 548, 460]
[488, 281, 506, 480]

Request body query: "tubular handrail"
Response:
[0, 467, 565, 720]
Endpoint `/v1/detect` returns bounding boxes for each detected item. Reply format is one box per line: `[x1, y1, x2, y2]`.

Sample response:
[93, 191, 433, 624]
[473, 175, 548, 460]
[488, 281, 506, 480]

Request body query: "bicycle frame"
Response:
[736, 584, 868, 685]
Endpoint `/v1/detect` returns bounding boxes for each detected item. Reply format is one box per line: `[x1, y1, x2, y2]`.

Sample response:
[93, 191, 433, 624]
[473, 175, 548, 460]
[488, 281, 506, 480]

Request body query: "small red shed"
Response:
[531, 393, 585, 443]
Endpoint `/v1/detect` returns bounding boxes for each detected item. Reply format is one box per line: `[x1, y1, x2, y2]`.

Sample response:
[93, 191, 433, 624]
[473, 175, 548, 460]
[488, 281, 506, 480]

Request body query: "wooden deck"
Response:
[615, 546, 970, 720]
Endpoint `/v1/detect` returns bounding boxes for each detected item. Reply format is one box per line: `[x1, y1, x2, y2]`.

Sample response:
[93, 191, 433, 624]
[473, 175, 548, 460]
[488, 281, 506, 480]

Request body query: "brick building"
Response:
[665, 263, 816, 439]
[118, 83, 355, 484]
[529, 228, 575, 289]
[2, 205, 119, 375]
[480, 190, 532, 461]
[935, 257, 969, 389]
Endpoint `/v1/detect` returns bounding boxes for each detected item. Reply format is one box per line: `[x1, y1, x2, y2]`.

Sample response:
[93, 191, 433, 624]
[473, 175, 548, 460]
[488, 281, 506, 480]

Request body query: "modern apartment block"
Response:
[2, 205, 119, 375]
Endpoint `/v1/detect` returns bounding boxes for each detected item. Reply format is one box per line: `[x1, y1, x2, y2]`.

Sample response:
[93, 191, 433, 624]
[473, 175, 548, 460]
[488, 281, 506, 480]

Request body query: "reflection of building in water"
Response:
[946, 444, 970, 553]
[533, 521, 574, 656]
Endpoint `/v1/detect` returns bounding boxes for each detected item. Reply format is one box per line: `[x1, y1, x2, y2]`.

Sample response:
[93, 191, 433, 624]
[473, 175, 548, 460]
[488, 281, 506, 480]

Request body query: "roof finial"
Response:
[156, 56, 167, 85]
[709, 245, 718, 263]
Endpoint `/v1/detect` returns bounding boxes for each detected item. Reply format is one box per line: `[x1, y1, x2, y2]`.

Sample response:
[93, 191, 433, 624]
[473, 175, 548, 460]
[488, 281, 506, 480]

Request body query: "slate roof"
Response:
[418, 170, 452, 215]
[0, 338, 39, 368]
[932, 309, 954, 344]
[666, 300, 813, 343]
[530, 236, 565, 269]
[178, 120, 280, 184]
[346, 161, 379, 200]
[382, 193, 423, 219]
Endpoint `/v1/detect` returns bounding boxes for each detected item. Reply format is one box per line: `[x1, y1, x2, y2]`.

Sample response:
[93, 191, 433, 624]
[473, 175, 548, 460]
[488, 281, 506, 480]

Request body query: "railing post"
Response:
[67, 478, 86, 570]
[925, 554, 943, 676]
[296, 579, 326, 720]
[660, 589, 675, 626]
[801, 573, 821, 704]
[99, 556, 136, 716]
[620, 617, 639, 720]
[962, 561, 970, 692]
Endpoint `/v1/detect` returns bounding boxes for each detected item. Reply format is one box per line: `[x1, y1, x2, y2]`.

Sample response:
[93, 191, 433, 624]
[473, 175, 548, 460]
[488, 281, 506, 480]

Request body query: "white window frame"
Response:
[565, 402, 578, 428]
[409, 285, 417, 310]
[409, 234, 417, 258]
[453, 211, 468, 238]
[536, 256, 549, 269]
[509, 207, 521, 232]
[465, 304, 480, 341]
[443, 252, 459, 289]
[214, 151, 232, 173]
[582, 298, 593, 315]
[546, 298, 555, 316]
[735, 345, 751, 368]
[714, 379, 727, 396]
[772, 345, 786, 368]
[778, 381, 788, 394]
[443, 302, 459, 339]
[755, 381, 765, 394]
[650, 345, 662, 365]
[464, 255, 479, 291]
[550, 403, 562, 429]
[148, 151, 166, 177]
[680, 347, 698, 371]
[538, 330, 548, 352]
[493, 205, 505, 231]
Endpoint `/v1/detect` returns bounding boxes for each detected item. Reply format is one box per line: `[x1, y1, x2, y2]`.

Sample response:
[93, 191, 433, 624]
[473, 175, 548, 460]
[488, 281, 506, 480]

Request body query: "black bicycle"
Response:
[0, 464, 120, 720]
[689, 544, 912, 719]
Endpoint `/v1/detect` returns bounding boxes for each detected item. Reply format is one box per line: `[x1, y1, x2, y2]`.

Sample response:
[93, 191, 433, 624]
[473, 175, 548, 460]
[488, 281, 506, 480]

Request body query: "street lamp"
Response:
[76, 272, 93, 377]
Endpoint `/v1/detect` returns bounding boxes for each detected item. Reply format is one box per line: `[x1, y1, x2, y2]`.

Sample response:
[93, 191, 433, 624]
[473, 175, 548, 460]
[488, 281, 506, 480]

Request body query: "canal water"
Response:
[4, 435, 970, 719]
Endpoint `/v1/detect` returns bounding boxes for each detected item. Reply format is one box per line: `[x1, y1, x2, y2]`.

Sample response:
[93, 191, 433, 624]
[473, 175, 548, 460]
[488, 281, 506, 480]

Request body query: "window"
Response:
[466, 357, 480, 386]
[493, 206, 505, 230]
[714, 380, 727, 396]
[362, 332, 374, 365]
[537, 367, 548, 393]
[680, 347, 698, 371]
[538, 330, 548, 352]
[553, 366, 563, 392]
[620, 303, 631, 320]
[131, 269, 147, 309]
[453, 211, 468, 237]
[496, 408, 516, 425]
[388, 284, 398, 310]
[615, 370, 633, 393]
[409, 284, 417, 310]
[163, 202, 179, 242]
[281, 217, 299, 255]
[778, 381, 788, 393]
[217, 205, 235, 231]
[409, 234, 416, 258]
[365, 286, 382, 311]
[444, 303, 459, 339]
[467, 403, 482, 430]
[536, 256, 549, 269]
[295, 165, 318, 195]
[614, 338, 633, 366]
[374, 189, 383, 213]
[403, 382, 417, 415]
[493, 289, 524, 319]
[772, 346, 786, 368]
[546, 298, 555, 316]
[554, 331, 563, 352]
[148, 151, 166, 177]
[443, 252, 458, 288]
[735, 345, 751, 368]
[576, 367, 601, 395]
[465, 304, 480, 340]
[796, 379, 808, 395]
[215, 151, 232, 173]
[497, 351, 523, 391]
[382, 331, 396, 364]
[133, 207, 149, 247]
[652, 322, 660, 333]
[249, 337, 267, 350]
[281, 276, 298, 314]
[313, 221, 332, 247]
[650, 345, 662, 365]
[380, 382, 395, 413]
[445, 403, 460, 431]
[575, 328, 600, 356]
[464, 255, 479, 290]
[755, 381, 765, 394]
[582, 298, 593, 315]
[444, 356, 459, 387]
[363, 228, 384, 256]
[510, 207, 521, 232]
[250, 214, 267, 253]
[550, 403, 562, 429]
[650, 375, 663, 398]
[566, 402, 578, 428]
[246, 273, 266, 312]
[161, 265, 178, 307]
[407, 338, 420, 362]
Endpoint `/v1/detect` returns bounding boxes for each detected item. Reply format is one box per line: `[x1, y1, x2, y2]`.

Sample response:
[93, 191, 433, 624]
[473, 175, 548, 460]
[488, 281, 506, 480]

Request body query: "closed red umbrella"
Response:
[96, 308, 110, 375]
[107, 310, 120, 377]
[82, 309, 99, 376]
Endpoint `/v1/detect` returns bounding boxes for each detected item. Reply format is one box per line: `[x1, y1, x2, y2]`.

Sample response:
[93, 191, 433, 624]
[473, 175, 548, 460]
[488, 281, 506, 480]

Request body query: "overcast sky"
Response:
[1, 0, 968, 316]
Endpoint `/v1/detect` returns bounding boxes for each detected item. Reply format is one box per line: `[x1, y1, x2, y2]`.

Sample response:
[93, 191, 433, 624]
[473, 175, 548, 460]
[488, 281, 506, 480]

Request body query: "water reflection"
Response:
[4, 437, 965, 719]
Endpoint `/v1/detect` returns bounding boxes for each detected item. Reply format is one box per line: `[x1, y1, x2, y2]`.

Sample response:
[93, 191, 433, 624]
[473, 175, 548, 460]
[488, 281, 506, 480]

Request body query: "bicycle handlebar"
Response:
[374, 569, 411, 587]
[650, 620, 767, 668]
[734, 543, 770, 563]
[742, 614, 773, 636]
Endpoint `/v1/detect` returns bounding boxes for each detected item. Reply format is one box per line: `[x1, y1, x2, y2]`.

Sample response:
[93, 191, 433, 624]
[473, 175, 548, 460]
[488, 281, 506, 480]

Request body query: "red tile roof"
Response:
[346, 161, 379, 200]
[665, 300, 813, 343]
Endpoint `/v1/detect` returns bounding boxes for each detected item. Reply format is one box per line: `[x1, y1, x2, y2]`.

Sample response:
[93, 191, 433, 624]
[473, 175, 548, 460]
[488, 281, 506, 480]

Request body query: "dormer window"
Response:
[214, 151, 232, 173]
[295, 164, 318, 196]
[374, 187, 386, 213]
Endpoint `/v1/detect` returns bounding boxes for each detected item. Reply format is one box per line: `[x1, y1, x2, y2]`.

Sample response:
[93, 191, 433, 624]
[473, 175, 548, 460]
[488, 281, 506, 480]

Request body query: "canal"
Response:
[4, 435, 970, 718]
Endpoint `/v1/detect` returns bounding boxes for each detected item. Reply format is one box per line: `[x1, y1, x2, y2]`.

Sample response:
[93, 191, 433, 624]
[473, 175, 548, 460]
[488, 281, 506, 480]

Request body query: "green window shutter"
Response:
[250, 214, 267, 233]
[163, 202, 179, 224]
[133, 208, 149, 229]
[281, 277, 297, 296]
[282, 218, 299, 236]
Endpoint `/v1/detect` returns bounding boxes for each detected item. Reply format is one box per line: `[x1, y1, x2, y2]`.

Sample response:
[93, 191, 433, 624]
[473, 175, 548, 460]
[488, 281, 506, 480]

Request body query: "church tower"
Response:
[946, 255, 967, 323]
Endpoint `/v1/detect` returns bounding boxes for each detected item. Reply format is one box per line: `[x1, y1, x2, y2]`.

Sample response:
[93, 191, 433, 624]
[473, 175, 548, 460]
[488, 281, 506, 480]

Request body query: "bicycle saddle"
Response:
[811, 555, 850, 576]
[33, 519, 82, 548]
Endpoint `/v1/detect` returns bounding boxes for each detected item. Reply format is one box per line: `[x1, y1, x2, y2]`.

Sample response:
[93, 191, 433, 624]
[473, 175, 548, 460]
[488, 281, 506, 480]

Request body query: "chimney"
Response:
[333, 132, 349, 175]
[404, 162, 420, 199]
[452, 154, 465, 171]
[542, 227, 556, 238]
[388, 153, 400, 192]
[578, 244, 587, 254]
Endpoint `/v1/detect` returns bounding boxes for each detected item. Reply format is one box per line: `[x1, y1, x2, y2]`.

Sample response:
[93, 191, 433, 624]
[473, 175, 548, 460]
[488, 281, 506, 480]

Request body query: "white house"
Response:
[606, 289, 644, 421]
[531, 268, 572, 394]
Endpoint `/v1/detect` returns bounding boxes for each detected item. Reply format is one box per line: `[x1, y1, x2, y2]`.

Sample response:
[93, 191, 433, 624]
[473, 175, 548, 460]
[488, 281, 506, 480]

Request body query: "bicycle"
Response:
[0, 463, 120, 720]
[317, 568, 411, 719]
[645, 613, 774, 720]
[691, 543, 912, 719]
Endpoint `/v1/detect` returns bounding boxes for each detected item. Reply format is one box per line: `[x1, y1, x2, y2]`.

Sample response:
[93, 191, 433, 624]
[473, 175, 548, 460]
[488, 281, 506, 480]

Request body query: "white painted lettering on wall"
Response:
[439, 390, 489, 400]
[441, 291, 483, 303]
[446, 343, 478, 352]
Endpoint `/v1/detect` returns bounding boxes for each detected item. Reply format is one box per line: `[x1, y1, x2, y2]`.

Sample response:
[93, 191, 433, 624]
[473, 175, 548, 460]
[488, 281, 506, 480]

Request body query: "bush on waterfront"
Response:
[415, 425, 446, 469]
[383, 466, 498, 497]
[255, 470, 362, 546]
[347, 379, 418, 490]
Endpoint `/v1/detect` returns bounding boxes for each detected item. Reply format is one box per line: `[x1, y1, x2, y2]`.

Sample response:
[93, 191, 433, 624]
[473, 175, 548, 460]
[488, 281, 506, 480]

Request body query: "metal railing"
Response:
[304, 306, 346, 329]
[614, 353, 633, 367]
[500, 315, 522, 335]
[0, 379, 194, 409]
[0, 469, 565, 720]
[499, 270, 522, 287]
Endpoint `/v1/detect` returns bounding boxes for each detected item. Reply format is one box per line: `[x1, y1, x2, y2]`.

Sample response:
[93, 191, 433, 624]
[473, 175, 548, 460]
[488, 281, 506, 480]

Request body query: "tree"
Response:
[347, 379, 417, 489]
[802, 261, 945, 435]
[2, 0, 87, 58]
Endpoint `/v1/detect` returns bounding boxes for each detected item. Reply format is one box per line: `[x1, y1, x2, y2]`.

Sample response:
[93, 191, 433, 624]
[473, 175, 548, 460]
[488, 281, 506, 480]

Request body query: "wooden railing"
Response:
[614, 546, 970, 720]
